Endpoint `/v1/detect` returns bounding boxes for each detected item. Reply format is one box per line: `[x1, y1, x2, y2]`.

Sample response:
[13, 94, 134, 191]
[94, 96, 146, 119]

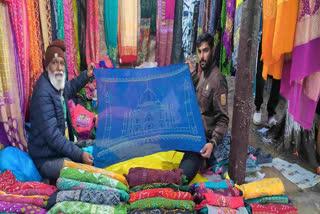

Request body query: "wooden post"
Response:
[228, 0, 262, 184]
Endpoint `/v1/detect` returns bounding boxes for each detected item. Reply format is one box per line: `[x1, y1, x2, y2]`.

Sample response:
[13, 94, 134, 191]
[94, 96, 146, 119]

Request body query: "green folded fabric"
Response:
[244, 195, 289, 204]
[129, 183, 190, 193]
[60, 167, 129, 192]
[47, 201, 126, 214]
[127, 197, 195, 211]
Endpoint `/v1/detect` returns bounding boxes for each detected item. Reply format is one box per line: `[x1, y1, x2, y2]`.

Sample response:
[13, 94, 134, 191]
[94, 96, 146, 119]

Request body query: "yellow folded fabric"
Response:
[236, 178, 285, 200]
[62, 160, 129, 187]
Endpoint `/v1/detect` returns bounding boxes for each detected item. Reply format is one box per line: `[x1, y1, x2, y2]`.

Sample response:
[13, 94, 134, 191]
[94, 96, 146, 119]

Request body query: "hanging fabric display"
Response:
[190, 1, 200, 55]
[78, 0, 87, 71]
[202, 0, 213, 33]
[104, 0, 118, 66]
[57, 0, 65, 40]
[39, 0, 52, 51]
[98, 0, 110, 67]
[156, 0, 176, 66]
[137, 18, 151, 65]
[118, 0, 138, 64]
[50, 0, 58, 41]
[209, 0, 216, 34]
[0, 1, 28, 151]
[231, 0, 243, 74]
[171, 0, 184, 64]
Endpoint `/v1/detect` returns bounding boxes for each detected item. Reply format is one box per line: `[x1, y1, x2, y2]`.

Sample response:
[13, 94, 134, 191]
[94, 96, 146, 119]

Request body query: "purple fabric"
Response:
[125, 168, 184, 188]
[0, 201, 47, 214]
[222, 0, 236, 61]
[280, 0, 320, 130]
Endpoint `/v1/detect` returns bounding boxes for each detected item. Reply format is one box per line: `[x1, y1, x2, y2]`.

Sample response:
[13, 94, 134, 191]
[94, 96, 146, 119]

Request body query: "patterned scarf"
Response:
[0, 191, 45, 208]
[137, 18, 151, 64]
[47, 201, 127, 214]
[104, 0, 118, 66]
[129, 183, 190, 193]
[0, 190, 49, 200]
[64, 0, 79, 80]
[193, 187, 241, 204]
[39, 0, 52, 50]
[98, 0, 109, 66]
[245, 195, 290, 204]
[249, 203, 298, 214]
[0, 201, 46, 214]
[47, 190, 120, 210]
[56, 0, 65, 40]
[171, 0, 184, 64]
[63, 160, 129, 187]
[0, 171, 57, 196]
[118, 0, 138, 64]
[50, 0, 58, 40]
[231, 0, 243, 73]
[0, 2, 28, 151]
[129, 188, 193, 203]
[26, 0, 43, 94]
[202, 0, 214, 33]
[60, 167, 129, 192]
[72, 0, 81, 70]
[156, 0, 176, 66]
[194, 180, 234, 190]
[125, 168, 185, 188]
[127, 197, 195, 211]
[85, 0, 99, 66]
[56, 178, 130, 202]
[195, 192, 244, 210]
[199, 205, 249, 214]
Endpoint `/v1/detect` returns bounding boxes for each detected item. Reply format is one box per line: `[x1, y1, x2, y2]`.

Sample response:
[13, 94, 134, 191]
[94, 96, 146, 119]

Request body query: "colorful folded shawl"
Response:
[249, 203, 298, 214]
[0, 194, 45, 208]
[0, 171, 57, 196]
[193, 187, 241, 204]
[56, 178, 129, 202]
[195, 192, 244, 210]
[199, 205, 249, 214]
[0, 201, 46, 214]
[194, 180, 234, 190]
[126, 168, 185, 188]
[127, 197, 195, 211]
[236, 178, 285, 200]
[47, 190, 120, 209]
[0, 190, 49, 201]
[128, 208, 194, 214]
[129, 183, 190, 193]
[245, 195, 290, 204]
[60, 167, 129, 192]
[62, 160, 129, 187]
[129, 188, 193, 203]
[47, 201, 126, 214]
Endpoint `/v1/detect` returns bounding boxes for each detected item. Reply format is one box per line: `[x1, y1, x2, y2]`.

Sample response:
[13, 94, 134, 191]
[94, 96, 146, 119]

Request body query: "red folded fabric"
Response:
[195, 192, 244, 210]
[250, 203, 299, 214]
[129, 188, 193, 203]
[0, 170, 57, 196]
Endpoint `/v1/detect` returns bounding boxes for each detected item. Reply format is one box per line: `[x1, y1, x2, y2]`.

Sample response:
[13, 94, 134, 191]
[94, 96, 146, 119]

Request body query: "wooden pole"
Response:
[228, 0, 262, 184]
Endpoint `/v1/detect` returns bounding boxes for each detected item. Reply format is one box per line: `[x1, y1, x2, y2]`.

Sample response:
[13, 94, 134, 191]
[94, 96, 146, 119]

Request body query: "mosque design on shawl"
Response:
[101, 79, 200, 148]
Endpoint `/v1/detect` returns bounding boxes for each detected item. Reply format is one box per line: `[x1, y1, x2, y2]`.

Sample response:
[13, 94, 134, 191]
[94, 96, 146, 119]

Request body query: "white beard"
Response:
[48, 69, 65, 91]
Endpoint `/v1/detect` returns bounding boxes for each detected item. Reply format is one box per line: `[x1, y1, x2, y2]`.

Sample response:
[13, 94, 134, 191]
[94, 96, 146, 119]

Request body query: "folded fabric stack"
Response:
[191, 180, 245, 213]
[126, 167, 195, 213]
[46, 160, 130, 214]
[236, 178, 299, 214]
[0, 170, 57, 214]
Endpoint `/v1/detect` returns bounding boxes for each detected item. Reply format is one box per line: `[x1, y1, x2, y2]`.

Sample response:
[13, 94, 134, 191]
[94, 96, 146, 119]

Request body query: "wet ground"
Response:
[226, 76, 320, 213]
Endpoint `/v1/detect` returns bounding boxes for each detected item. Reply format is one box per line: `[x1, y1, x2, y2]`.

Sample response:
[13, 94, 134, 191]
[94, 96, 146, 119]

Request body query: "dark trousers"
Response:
[254, 43, 281, 117]
[179, 152, 202, 183]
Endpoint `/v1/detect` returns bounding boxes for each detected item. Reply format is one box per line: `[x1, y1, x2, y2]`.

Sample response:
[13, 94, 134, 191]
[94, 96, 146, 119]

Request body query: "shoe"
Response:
[253, 111, 262, 125]
[268, 116, 277, 127]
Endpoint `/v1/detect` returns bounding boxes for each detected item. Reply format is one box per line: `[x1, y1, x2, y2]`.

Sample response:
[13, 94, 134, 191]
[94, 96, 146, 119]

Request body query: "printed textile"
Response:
[141, 0, 157, 33]
[125, 168, 185, 188]
[0, 171, 57, 196]
[127, 197, 195, 211]
[156, 0, 176, 66]
[130, 183, 190, 193]
[0, 201, 46, 214]
[86, 0, 100, 66]
[62, 160, 129, 187]
[199, 205, 249, 214]
[104, 0, 118, 66]
[195, 180, 234, 190]
[171, 0, 184, 64]
[193, 186, 241, 204]
[0, 2, 27, 151]
[46, 190, 120, 209]
[93, 64, 206, 167]
[137, 18, 151, 65]
[195, 192, 244, 210]
[129, 188, 193, 203]
[245, 195, 289, 204]
[0, 191, 45, 207]
[249, 203, 298, 214]
[0, 191, 49, 200]
[118, 0, 138, 64]
[56, 178, 130, 202]
[59, 167, 129, 192]
[236, 178, 285, 200]
[128, 208, 194, 214]
[47, 201, 127, 214]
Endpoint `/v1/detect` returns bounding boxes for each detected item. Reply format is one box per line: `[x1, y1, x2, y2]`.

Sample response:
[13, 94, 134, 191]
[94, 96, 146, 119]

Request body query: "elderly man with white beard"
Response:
[28, 39, 95, 183]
